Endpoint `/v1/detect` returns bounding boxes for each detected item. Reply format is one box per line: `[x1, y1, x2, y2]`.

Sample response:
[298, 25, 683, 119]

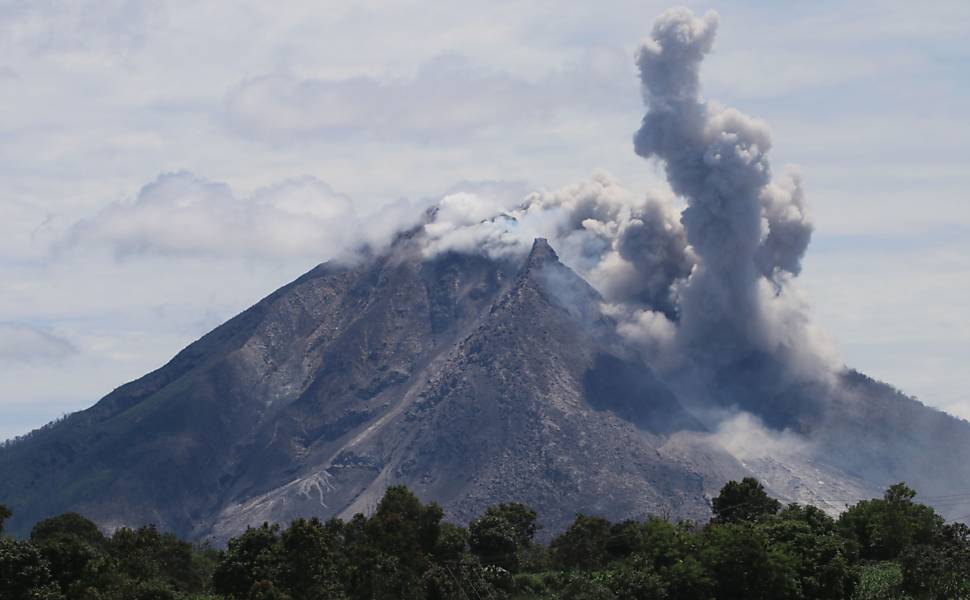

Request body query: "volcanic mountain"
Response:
[5, 7, 970, 543]
[2, 234, 970, 542]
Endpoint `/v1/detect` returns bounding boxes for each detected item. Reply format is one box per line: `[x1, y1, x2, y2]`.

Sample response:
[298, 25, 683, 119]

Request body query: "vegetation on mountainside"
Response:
[1, 478, 966, 599]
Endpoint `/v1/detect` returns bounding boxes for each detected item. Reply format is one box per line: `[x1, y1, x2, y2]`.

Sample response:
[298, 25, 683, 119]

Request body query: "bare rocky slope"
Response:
[2, 236, 970, 542]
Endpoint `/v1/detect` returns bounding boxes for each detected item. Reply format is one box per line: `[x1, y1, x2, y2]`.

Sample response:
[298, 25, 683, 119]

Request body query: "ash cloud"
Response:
[420, 7, 836, 416]
[422, 172, 693, 321]
[631, 8, 830, 386]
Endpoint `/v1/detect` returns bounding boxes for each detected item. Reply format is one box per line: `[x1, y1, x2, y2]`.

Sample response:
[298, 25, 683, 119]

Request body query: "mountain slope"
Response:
[0, 238, 711, 540]
[3, 236, 970, 541]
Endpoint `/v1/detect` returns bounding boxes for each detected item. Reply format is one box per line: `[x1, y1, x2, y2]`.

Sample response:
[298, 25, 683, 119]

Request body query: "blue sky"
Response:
[1, 0, 968, 440]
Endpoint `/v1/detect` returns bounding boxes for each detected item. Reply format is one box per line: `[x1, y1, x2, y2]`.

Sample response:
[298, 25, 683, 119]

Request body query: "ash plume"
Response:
[418, 7, 837, 421]
[631, 8, 831, 386]
[422, 173, 693, 321]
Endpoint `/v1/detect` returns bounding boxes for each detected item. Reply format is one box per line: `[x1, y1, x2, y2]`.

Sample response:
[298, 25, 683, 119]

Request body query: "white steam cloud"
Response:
[61, 171, 425, 262]
[423, 172, 692, 319]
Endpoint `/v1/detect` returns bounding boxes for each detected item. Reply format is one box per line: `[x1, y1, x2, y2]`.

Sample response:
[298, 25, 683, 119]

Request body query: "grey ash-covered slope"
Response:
[5, 234, 970, 542]
[0, 237, 711, 541]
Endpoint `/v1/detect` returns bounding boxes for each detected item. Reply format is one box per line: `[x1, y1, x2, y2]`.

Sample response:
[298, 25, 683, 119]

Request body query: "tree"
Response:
[899, 522, 970, 599]
[110, 524, 206, 593]
[275, 518, 345, 600]
[346, 486, 445, 600]
[778, 503, 837, 536]
[550, 514, 612, 570]
[365, 486, 443, 564]
[432, 523, 467, 563]
[469, 514, 519, 570]
[700, 522, 800, 600]
[31, 513, 106, 548]
[213, 523, 282, 599]
[469, 502, 538, 572]
[0, 536, 64, 600]
[608, 555, 668, 600]
[852, 562, 905, 600]
[248, 580, 291, 600]
[0, 504, 11, 536]
[481, 502, 538, 548]
[762, 513, 855, 600]
[712, 478, 781, 524]
[837, 482, 943, 561]
[29, 513, 111, 596]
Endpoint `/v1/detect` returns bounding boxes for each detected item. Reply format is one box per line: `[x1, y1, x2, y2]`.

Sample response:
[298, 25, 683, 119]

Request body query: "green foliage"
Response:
[31, 513, 107, 548]
[212, 523, 282, 599]
[275, 518, 345, 600]
[552, 572, 615, 600]
[246, 580, 290, 600]
[762, 508, 856, 600]
[851, 562, 908, 600]
[469, 513, 520, 570]
[484, 502, 539, 547]
[898, 522, 970, 599]
[469, 502, 539, 573]
[350, 486, 445, 599]
[5, 479, 970, 600]
[712, 476, 782, 524]
[367, 485, 443, 561]
[607, 556, 667, 599]
[110, 524, 208, 593]
[432, 523, 467, 563]
[700, 522, 800, 600]
[550, 514, 612, 570]
[512, 571, 549, 596]
[0, 535, 64, 600]
[0, 504, 11, 536]
[29, 513, 110, 597]
[837, 483, 943, 561]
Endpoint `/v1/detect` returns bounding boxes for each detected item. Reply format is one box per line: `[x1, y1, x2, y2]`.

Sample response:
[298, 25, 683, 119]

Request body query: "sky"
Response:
[1, 0, 968, 441]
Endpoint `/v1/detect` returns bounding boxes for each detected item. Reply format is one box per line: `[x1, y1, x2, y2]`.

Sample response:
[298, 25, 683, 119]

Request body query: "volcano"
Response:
[2, 234, 970, 542]
[4, 7, 970, 543]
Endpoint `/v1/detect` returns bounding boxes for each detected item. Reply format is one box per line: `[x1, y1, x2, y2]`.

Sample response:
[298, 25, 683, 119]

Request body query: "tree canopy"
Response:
[1, 480, 966, 599]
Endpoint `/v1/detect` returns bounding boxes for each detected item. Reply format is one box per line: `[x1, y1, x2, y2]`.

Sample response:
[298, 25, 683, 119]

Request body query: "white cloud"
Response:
[60, 171, 422, 260]
[222, 50, 638, 145]
[0, 323, 76, 364]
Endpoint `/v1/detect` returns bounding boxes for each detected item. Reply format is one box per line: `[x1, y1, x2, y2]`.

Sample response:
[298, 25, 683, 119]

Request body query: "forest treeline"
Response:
[1, 478, 968, 600]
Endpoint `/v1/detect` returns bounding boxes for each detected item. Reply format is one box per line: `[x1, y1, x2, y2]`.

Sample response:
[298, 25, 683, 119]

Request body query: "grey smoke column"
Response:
[633, 8, 813, 368]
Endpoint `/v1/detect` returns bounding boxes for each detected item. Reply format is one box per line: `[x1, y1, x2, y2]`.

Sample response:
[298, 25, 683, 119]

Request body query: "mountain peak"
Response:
[526, 237, 559, 267]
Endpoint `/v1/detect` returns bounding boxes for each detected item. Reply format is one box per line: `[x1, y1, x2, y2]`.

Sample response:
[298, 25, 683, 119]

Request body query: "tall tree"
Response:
[712, 478, 781, 524]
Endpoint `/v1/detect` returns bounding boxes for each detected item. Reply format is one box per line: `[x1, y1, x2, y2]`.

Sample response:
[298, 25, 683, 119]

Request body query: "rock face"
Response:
[3, 236, 970, 541]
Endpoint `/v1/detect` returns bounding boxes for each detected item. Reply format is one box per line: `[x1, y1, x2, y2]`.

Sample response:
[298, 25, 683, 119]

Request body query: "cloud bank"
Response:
[224, 52, 636, 144]
[61, 171, 425, 261]
[0, 323, 76, 365]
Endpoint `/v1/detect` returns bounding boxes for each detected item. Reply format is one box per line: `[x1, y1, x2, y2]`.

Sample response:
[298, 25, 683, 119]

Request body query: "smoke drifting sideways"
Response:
[419, 8, 839, 425]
